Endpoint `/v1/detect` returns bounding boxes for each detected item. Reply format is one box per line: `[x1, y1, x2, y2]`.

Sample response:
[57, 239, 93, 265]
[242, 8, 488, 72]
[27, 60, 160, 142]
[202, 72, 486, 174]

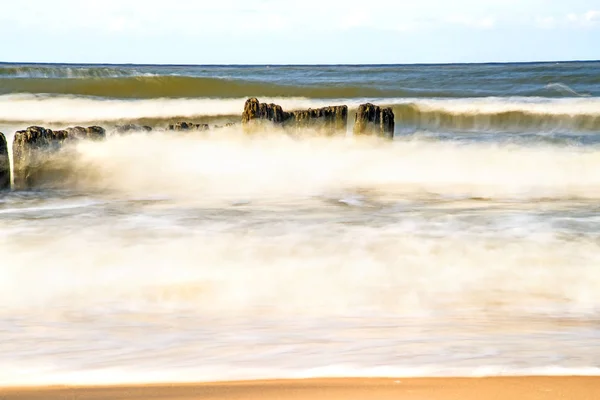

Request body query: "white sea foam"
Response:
[0, 94, 599, 124]
[1, 131, 599, 386]
[2, 365, 600, 387]
[413, 96, 600, 115]
[66, 131, 600, 201]
[1, 133, 600, 315]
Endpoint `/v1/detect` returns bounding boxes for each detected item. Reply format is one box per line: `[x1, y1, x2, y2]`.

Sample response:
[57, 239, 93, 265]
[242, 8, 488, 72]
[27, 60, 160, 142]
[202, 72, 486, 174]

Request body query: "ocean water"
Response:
[1, 61, 600, 386]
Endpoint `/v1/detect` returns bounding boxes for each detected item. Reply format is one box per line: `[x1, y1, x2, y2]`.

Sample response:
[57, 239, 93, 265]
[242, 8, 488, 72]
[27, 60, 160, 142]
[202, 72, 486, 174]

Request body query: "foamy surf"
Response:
[2, 94, 600, 134]
[52, 132, 600, 201]
[2, 366, 600, 387]
[2, 129, 600, 385]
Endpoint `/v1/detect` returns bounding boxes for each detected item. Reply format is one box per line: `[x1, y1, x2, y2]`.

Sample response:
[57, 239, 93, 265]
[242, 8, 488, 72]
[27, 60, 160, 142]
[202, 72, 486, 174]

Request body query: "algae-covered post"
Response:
[242, 97, 289, 125]
[0, 132, 9, 189]
[13, 126, 57, 189]
[289, 105, 348, 133]
[168, 122, 210, 131]
[380, 107, 395, 138]
[242, 97, 348, 134]
[353, 103, 395, 138]
[82, 126, 106, 139]
[116, 124, 153, 134]
[12, 125, 106, 189]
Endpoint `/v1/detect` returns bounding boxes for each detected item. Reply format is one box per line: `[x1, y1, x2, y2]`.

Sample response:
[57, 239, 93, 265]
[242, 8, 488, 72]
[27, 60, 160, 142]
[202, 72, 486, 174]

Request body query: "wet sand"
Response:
[1, 377, 600, 400]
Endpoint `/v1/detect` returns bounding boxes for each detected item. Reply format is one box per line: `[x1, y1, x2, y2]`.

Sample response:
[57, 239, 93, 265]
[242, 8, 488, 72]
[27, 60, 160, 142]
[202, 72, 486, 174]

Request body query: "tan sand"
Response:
[1, 377, 599, 400]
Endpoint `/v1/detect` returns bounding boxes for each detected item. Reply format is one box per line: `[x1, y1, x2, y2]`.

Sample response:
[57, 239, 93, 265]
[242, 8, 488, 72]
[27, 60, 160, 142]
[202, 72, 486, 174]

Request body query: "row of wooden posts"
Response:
[241, 98, 395, 137]
[0, 98, 395, 190]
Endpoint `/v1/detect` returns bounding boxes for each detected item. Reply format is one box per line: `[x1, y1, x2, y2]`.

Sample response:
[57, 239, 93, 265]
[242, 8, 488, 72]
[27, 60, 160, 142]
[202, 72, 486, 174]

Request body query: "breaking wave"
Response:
[20, 131, 600, 202]
[0, 65, 151, 79]
[0, 74, 597, 99]
[1, 94, 600, 133]
[0, 75, 396, 99]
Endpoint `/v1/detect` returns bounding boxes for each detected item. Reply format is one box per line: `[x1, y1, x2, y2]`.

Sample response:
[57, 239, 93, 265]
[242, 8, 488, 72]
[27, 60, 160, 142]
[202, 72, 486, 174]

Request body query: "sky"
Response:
[1, 0, 599, 64]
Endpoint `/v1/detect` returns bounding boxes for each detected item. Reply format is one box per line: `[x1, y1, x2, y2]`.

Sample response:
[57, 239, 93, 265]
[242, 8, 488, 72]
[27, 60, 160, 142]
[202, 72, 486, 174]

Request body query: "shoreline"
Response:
[2, 377, 600, 399]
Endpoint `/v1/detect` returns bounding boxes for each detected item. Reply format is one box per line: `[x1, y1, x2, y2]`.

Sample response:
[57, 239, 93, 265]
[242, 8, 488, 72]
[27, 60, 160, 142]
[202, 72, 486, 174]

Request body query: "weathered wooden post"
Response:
[242, 98, 348, 134]
[353, 103, 395, 139]
[0, 132, 9, 190]
[12, 126, 105, 189]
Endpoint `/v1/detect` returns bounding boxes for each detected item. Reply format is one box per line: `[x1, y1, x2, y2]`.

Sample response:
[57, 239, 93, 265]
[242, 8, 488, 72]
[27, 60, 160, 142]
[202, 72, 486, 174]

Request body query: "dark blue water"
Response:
[0, 61, 599, 98]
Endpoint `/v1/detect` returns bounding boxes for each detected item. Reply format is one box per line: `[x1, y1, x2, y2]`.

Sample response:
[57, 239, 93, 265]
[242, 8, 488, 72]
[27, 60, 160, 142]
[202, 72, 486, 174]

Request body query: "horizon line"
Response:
[0, 59, 599, 67]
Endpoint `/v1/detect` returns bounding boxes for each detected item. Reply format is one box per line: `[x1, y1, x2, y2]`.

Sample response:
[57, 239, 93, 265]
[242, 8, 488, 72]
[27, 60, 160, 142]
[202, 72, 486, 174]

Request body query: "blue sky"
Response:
[1, 0, 599, 64]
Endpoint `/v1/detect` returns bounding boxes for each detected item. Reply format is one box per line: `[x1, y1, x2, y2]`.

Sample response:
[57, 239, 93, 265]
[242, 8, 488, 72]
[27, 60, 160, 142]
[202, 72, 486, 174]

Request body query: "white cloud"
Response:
[566, 10, 600, 27]
[534, 9, 600, 30]
[584, 10, 600, 23]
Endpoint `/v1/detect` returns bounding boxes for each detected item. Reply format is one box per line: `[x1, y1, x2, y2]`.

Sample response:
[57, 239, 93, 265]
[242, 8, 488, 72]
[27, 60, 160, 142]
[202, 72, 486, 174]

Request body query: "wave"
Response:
[1, 94, 600, 132]
[15, 131, 600, 201]
[0, 75, 399, 99]
[0, 65, 153, 79]
[2, 133, 600, 387]
[2, 129, 600, 386]
[393, 100, 600, 132]
[544, 83, 590, 97]
[4, 134, 600, 314]
[1, 74, 597, 99]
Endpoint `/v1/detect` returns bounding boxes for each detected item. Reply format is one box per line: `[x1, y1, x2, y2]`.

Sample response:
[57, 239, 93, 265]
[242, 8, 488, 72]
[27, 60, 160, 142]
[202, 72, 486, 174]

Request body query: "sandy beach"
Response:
[1, 377, 600, 400]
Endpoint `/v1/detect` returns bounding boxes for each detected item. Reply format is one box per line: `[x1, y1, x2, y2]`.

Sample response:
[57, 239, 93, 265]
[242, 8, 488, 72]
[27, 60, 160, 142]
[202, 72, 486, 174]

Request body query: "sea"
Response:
[1, 61, 600, 386]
